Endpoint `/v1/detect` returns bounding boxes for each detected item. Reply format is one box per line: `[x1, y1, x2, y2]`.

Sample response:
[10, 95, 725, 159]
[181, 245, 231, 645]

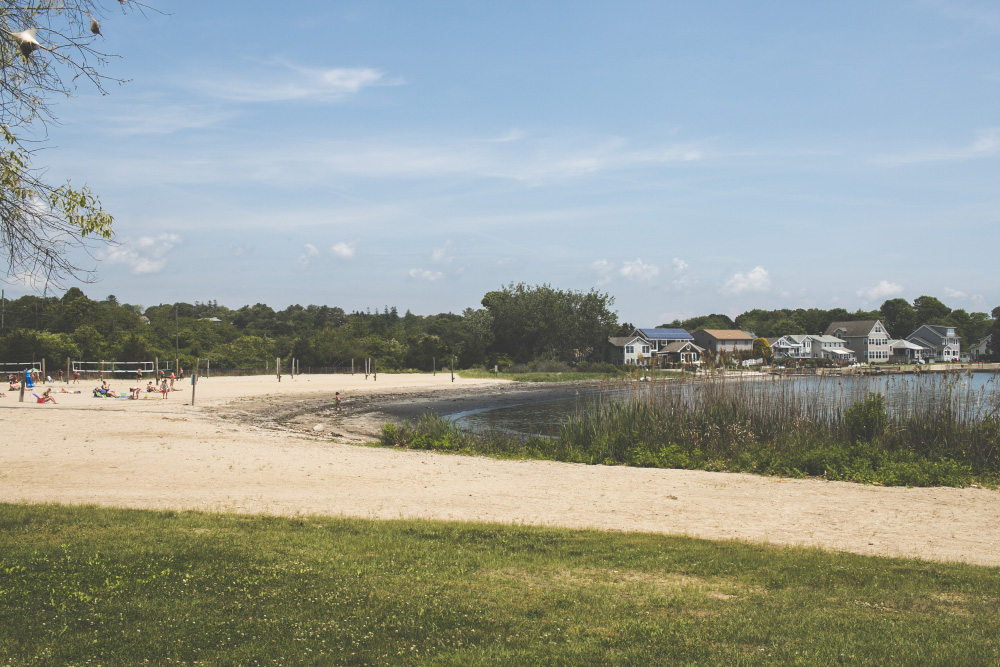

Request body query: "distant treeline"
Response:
[0, 286, 996, 371]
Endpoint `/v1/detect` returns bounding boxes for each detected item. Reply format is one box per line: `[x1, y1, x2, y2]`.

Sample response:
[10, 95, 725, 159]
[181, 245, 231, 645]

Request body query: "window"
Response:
[625, 345, 634, 354]
[642, 345, 650, 354]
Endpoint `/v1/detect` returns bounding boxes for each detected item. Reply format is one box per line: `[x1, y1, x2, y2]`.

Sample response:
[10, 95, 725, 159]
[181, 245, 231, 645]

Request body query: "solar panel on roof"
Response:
[636, 328, 693, 340]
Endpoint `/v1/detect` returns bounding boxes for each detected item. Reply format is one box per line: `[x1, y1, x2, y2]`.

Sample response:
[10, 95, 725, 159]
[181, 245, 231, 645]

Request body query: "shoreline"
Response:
[0, 373, 997, 567]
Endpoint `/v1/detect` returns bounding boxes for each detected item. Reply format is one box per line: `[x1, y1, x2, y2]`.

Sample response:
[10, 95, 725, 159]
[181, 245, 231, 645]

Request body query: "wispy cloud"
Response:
[591, 258, 615, 286]
[857, 280, 903, 301]
[620, 258, 660, 284]
[871, 128, 1000, 165]
[100, 234, 182, 275]
[928, 0, 1000, 33]
[943, 287, 967, 299]
[671, 258, 690, 288]
[431, 241, 455, 264]
[409, 268, 444, 281]
[195, 61, 390, 103]
[105, 105, 236, 136]
[721, 266, 771, 295]
[298, 243, 319, 266]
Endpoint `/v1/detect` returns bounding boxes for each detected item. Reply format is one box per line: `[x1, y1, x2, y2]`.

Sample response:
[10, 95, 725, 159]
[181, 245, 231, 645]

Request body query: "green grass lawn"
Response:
[1, 504, 996, 665]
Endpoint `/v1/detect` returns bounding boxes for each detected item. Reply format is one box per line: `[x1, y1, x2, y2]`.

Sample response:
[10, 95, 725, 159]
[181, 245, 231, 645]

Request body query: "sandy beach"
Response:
[0, 372, 997, 567]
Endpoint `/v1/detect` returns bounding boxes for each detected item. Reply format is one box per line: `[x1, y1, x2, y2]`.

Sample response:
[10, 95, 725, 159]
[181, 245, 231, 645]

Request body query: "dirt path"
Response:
[0, 373, 997, 566]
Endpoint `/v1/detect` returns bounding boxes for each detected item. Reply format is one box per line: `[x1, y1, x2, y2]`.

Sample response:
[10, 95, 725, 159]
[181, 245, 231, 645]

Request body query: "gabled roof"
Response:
[810, 335, 845, 344]
[824, 320, 883, 337]
[607, 337, 631, 348]
[635, 327, 693, 341]
[696, 329, 754, 341]
[661, 341, 705, 353]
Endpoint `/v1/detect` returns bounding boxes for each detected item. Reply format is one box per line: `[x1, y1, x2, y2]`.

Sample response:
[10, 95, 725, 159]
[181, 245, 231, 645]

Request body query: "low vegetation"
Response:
[1, 504, 997, 666]
[381, 373, 1000, 487]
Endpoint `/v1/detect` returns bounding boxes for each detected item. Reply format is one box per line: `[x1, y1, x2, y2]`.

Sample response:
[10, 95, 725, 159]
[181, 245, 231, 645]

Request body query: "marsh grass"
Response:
[1, 504, 997, 666]
[383, 373, 1000, 487]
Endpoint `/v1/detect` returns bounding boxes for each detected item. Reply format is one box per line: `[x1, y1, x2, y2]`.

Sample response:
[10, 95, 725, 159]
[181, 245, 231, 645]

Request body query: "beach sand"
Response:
[1, 373, 997, 566]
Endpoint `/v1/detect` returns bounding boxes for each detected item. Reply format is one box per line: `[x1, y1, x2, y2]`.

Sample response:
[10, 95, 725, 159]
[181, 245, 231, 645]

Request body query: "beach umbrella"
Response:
[10, 28, 41, 57]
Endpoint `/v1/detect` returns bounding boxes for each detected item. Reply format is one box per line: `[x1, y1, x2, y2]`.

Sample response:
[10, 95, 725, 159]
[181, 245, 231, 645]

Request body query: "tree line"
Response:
[0, 286, 996, 371]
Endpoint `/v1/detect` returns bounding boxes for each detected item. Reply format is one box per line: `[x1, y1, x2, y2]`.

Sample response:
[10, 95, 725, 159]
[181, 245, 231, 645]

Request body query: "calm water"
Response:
[453, 372, 999, 436]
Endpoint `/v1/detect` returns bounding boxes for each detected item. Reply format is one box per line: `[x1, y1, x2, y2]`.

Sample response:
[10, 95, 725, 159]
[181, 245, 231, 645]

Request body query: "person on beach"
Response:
[130, 385, 142, 399]
[73, 370, 79, 384]
[41, 388, 56, 404]
[146, 381, 156, 393]
[335, 392, 341, 411]
[136, 368, 142, 382]
[161, 379, 169, 398]
[58, 369, 63, 383]
[169, 371, 176, 391]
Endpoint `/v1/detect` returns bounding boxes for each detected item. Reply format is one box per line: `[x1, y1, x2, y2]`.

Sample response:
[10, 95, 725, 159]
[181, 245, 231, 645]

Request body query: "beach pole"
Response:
[291, 357, 295, 381]
[66, 357, 70, 384]
[190, 373, 197, 406]
[276, 357, 281, 382]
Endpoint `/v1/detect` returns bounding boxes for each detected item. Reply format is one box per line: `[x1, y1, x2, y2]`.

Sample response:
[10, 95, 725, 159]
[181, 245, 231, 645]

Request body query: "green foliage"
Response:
[481, 282, 617, 363]
[384, 376, 1000, 488]
[844, 393, 889, 444]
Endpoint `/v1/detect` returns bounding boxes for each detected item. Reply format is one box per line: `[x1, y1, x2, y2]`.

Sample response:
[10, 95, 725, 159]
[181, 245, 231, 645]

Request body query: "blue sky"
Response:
[12, 0, 999, 324]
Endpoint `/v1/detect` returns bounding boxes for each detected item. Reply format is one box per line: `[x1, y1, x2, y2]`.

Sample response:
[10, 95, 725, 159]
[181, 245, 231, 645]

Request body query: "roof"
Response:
[696, 329, 754, 340]
[635, 327, 693, 341]
[891, 339, 927, 351]
[607, 337, 631, 348]
[824, 320, 882, 337]
[661, 341, 705, 353]
[810, 335, 845, 344]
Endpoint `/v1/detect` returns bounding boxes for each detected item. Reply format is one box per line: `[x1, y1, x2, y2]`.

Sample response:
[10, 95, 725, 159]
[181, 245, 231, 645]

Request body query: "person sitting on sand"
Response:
[8, 379, 19, 392]
[146, 381, 156, 393]
[41, 388, 56, 404]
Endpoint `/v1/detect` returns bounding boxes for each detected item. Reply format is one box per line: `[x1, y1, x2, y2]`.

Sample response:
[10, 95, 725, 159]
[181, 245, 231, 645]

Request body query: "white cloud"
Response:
[722, 266, 771, 295]
[943, 287, 967, 299]
[101, 234, 182, 275]
[409, 268, 444, 281]
[620, 258, 660, 284]
[671, 257, 690, 288]
[331, 241, 356, 259]
[872, 127, 1000, 165]
[197, 61, 388, 103]
[591, 259, 616, 286]
[298, 243, 320, 266]
[857, 280, 903, 301]
[106, 105, 235, 136]
[488, 128, 526, 143]
[431, 241, 455, 264]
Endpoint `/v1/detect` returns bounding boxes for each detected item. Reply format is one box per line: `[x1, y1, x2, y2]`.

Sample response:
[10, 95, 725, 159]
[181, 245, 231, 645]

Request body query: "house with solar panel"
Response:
[606, 328, 702, 367]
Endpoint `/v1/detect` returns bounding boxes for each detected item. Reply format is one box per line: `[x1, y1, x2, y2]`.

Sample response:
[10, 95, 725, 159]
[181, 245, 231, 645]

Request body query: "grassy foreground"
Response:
[1, 504, 997, 666]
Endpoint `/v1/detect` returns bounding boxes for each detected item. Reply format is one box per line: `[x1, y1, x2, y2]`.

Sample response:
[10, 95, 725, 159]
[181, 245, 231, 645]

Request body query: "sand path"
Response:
[0, 373, 997, 566]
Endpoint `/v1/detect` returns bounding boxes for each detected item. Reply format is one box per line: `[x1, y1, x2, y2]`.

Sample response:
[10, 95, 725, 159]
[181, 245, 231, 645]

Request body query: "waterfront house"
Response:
[659, 340, 705, 365]
[889, 339, 929, 363]
[691, 329, 754, 355]
[824, 320, 892, 364]
[809, 335, 856, 362]
[970, 334, 993, 361]
[907, 324, 961, 362]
